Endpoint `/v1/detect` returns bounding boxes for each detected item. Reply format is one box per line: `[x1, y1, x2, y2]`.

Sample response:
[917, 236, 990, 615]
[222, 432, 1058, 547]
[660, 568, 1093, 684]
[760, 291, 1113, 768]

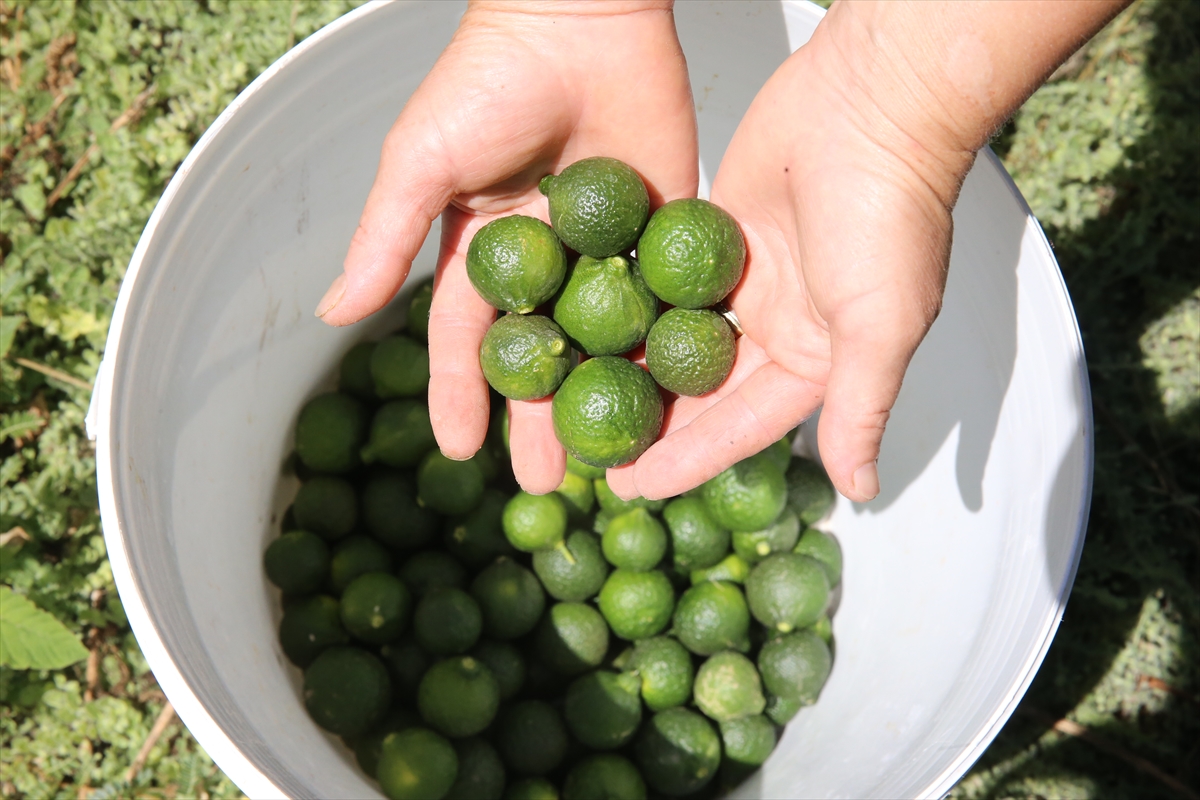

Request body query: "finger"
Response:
[508, 397, 566, 495]
[627, 361, 823, 500]
[317, 116, 457, 326]
[816, 295, 932, 503]
[427, 208, 496, 460]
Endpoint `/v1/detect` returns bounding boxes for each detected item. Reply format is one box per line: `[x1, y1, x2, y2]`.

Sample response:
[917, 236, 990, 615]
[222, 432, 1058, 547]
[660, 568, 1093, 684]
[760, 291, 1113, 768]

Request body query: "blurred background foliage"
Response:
[0, 1, 1195, 798]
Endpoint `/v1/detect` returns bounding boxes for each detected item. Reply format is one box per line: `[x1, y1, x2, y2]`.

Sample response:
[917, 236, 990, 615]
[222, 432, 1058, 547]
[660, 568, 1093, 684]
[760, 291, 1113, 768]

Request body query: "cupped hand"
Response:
[318, 1, 698, 493]
[607, 5, 979, 504]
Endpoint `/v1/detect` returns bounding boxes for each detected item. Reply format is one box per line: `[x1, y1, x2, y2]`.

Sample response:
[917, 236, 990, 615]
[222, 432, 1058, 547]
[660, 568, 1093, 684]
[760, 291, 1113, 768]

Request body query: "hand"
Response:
[606, 0, 1126, 503]
[317, 0, 698, 493]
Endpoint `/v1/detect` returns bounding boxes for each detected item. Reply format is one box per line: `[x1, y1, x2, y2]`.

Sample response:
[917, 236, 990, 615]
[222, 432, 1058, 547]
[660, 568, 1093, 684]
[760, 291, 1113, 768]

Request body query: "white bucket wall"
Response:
[89, 2, 1091, 798]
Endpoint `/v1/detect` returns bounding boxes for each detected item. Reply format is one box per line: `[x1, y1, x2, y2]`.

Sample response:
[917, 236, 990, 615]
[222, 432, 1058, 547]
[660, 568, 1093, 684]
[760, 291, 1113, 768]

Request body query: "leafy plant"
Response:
[0, 585, 88, 669]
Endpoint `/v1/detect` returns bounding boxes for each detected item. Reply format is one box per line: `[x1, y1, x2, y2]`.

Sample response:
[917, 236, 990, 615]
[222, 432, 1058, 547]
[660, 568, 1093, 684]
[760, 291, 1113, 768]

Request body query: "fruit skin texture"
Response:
[417, 656, 501, 738]
[629, 636, 694, 711]
[361, 399, 437, 468]
[637, 198, 746, 309]
[467, 215, 568, 314]
[340, 572, 412, 645]
[503, 491, 569, 553]
[635, 707, 721, 797]
[470, 559, 546, 640]
[719, 714, 777, 784]
[552, 356, 664, 469]
[663, 497, 729, 572]
[294, 392, 367, 474]
[534, 602, 610, 676]
[672, 580, 751, 656]
[701, 453, 788, 532]
[645, 308, 735, 396]
[564, 670, 643, 750]
[263, 530, 328, 595]
[563, 754, 647, 800]
[552, 255, 659, 356]
[279, 595, 349, 668]
[692, 651, 765, 722]
[480, 314, 572, 400]
[732, 506, 801, 565]
[377, 727, 459, 800]
[302, 646, 391, 737]
[541, 156, 650, 258]
[601, 508, 667, 571]
[786, 457, 837, 525]
[496, 700, 569, 776]
[370, 335, 430, 398]
[445, 737, 505, 800]
[533, 530, 609, 602]
[745, 553, 830, 633]
[757, 629, 832, 707]
[598, 569, 675, 641]
[794, 527, 843, 586]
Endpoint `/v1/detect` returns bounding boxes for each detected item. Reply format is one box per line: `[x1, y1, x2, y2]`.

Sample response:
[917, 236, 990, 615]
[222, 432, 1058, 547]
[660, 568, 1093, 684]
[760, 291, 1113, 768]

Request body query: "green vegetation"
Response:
[1, 1, 1194, 798]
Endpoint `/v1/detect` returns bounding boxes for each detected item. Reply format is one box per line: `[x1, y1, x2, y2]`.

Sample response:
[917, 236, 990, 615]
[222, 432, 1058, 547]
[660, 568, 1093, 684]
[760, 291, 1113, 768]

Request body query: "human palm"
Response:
[319, 3, 697, 492]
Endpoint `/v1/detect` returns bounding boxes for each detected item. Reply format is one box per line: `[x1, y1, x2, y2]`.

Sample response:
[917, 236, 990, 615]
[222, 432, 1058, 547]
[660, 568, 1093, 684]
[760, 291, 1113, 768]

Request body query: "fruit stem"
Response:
[554, 539, 577, 566]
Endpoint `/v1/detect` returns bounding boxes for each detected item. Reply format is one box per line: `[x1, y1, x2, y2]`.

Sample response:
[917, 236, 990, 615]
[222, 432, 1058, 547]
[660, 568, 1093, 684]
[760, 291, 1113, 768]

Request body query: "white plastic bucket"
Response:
[87, 1, 1092, 797]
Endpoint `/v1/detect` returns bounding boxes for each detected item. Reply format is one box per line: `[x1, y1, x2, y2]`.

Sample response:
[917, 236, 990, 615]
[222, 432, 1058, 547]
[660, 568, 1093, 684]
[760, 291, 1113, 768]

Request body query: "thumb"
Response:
[316, 123, 457, 326]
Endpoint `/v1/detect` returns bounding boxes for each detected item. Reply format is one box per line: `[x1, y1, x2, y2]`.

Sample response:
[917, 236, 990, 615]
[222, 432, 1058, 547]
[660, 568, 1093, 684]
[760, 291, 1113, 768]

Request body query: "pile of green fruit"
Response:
[470, 157, 747, 468]
[268, 297, 841, 799]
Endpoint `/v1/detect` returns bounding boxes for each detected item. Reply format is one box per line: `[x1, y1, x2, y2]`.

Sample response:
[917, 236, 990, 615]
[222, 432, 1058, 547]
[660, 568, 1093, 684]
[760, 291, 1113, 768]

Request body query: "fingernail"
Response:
[314, 273, 347, 318]
[852, 461, 879, 501]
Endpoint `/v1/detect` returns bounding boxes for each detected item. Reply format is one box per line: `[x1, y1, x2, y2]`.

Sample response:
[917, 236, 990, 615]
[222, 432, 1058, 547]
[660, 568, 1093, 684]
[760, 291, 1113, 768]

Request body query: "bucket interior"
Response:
[96, 2, 1091, 797]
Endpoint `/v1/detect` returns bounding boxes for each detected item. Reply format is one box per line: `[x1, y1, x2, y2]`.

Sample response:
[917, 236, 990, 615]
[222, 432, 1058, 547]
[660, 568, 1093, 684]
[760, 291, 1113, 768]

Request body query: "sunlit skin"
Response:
[320, 0, 1127, 502]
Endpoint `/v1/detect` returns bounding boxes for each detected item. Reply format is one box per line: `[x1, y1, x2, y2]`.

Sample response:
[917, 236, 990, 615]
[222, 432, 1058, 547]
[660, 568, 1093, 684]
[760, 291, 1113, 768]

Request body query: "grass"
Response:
[1, 1, 1196, 798]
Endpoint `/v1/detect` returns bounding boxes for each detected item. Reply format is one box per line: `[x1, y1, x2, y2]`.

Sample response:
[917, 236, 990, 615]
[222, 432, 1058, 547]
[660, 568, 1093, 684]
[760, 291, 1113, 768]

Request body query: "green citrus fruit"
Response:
[505, 779, 559, 800]
[662, 496, 729, 572]
[757, 629, 832, 707]
[446, 737, 506, 800]
[470, 558, 546, 640]
[540, 157, 649, 258]
[502, 491, 568, 553]
[689, 553, 751, 586]
[480, 314, 571, 400]
[566, 454, 607, 480]
[471, 639, 526, 700]
[551, 357, 663, 469]
[279, 594, 349, 668]
[294, 392, 367, 474]
[264, 530, 329, 595]
[786, 458, 837, 525]
[811, 614, 833, 645]
[634, 708, 721, 797]
[555, 471, 596, 523]
[444, 488, 515, 569]
[413, 587, 482, 656]
[377, 728, 458, 800]
[765, 693, 803, 725]
[692, 651, 765, 722]
[532, 530, 609, 602]
[417, 655, 501, 737]
[731, 506, 800, 565]
[629, 636, 694, 712]
[672, 581, 750, 655]
[303, 646, 391, 737]
[362, 471, 439, 551]
[552, 255, 658, 356]
[793, 528, 843, 587]
[330, 536, 393, 595]
[339, 341, 377, 401]
[534, 601, 610, 676]
[352, 708, 418, 780]
[637, 198, 745, 309]
[407, 277, 434, 341]
[371, 334, 430, 398]
[701, 453, 787, 532]
[564, 670, 642, 750]
[418, 450, 486, 516]
[467, 215, 568, 314]
[601, 508, 667, 571]
[340, 572, 412, 645]
[719, 714, 777, 784]
[292, 477, 358, 541]
[593, 478, 667, 515]
[597, 569, 674, 641]
[745, 553, 830, 633]
[495, 700, 568, 776]
[398, 550, 467, 596]
[360, 400, 436, 468]
[644, 308, 735, 396]
[563, 754, 646, 800]
[763, 433, 794, 473]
